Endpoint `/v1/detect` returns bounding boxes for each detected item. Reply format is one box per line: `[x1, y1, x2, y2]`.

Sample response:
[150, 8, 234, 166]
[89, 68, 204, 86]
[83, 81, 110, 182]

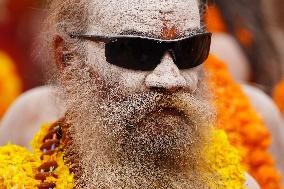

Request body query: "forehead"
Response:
[88, 0, 201, 38]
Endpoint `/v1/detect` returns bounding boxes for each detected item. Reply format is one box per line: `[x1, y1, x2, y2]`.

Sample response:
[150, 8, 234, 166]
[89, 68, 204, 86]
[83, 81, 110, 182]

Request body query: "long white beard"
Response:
[57, 63, 214, 189]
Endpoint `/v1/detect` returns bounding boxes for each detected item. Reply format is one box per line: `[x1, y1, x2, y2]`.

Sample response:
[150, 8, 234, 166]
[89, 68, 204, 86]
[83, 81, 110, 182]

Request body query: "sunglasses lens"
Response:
[104, 33, 211, 71]
[174, 34, 211, 69]
[105, 38, 164, 71]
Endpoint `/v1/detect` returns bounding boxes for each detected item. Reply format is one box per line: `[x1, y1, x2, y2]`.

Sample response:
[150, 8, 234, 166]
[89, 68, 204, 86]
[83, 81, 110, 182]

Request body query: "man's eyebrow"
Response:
[120, 28, 205, 38]
[70, 27, 207, 40]
[185, 27, 205, 36]
[119, 30, 155, 38]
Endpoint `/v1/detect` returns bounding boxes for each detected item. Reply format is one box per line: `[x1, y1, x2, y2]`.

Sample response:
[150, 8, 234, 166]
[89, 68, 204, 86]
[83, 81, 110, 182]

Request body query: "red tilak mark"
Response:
[160, 26, 178, 40]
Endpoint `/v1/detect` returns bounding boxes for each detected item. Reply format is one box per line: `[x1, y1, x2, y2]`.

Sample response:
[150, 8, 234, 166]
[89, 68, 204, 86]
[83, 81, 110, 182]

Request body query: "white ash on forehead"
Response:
[89, 0, 201, 37]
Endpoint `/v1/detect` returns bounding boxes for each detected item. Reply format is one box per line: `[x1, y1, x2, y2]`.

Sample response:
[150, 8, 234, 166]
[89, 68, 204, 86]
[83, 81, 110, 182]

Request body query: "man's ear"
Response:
[54, 36, 67, 71]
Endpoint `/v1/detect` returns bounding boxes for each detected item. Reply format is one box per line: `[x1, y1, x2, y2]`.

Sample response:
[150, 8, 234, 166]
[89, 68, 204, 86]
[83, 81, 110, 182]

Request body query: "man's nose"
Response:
[145, 52, 186, 92]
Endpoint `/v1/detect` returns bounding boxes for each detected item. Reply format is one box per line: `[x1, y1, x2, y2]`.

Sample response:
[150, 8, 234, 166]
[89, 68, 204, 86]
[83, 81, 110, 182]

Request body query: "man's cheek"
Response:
[118, 71, 148, 93]
[85, 43, 145, 95]
[181, 67, 203, 93]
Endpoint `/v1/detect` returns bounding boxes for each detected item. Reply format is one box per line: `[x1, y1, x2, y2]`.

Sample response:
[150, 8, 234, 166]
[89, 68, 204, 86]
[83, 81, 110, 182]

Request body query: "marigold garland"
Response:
[0, 124, 75, 188]
[32, 123, 75, 188]
[204, 5, 227, 33]
[0, 144, 40, 188]
[0, 51, 22, 118]
[273, 78, 284, 115]
[202, 129, 245, 189]
[205, 54, 283, 189]
[0, 123, 245, 188]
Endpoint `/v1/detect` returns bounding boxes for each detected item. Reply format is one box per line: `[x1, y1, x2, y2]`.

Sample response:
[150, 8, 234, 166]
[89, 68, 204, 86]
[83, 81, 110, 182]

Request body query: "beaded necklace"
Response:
[35, 122, 63, 189]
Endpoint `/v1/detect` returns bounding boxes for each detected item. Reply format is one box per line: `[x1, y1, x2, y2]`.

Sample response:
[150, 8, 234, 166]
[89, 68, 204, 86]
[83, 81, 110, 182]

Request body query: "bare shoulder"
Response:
[210, 33, 251, 83]
[242, 84, 284, 179]
[245, 173, 260, 189]
[242, 84, 283, 124]
[0, 86, 64, 149]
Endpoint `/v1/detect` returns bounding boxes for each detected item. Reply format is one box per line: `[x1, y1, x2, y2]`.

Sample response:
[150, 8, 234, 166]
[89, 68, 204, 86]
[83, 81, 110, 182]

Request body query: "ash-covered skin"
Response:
[61, 63, 214, 189]
[84, 0, 203, 94]
[88, 0, 201, 37]
[44, 0, 216, 188]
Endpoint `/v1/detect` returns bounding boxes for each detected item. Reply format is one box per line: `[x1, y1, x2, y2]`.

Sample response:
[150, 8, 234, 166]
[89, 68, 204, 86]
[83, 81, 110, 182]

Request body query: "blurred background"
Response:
[0, 0, 44, 89]
[0, 0, 44, 117]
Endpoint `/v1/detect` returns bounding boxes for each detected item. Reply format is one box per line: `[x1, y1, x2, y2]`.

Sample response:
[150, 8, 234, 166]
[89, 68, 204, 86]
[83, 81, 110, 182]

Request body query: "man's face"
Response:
[58, 0, 213, 188]
[85, 0, 202, 94]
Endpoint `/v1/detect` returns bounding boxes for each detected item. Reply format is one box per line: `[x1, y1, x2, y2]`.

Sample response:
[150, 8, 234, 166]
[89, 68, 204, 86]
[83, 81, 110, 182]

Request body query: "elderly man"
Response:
[0, 0, 260, 188]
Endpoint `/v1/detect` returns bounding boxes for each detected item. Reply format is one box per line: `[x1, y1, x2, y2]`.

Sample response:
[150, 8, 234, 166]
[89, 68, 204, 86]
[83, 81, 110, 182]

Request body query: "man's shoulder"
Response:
[0, 86, 64, 148]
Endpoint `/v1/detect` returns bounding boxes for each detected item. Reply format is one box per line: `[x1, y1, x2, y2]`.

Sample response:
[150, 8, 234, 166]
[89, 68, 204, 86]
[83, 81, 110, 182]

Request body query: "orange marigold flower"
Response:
[204, 5, 227, 33]
[273, 78, 284, 115]
[204, 54, 283, 189]
[205, 5, 253, 47]
[235, 27, 253, 47]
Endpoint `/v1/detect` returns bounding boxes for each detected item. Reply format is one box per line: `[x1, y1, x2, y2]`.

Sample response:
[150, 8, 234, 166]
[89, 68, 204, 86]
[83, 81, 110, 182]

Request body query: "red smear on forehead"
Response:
[160, 26, 178, 40]
[159, 12, 179, 40]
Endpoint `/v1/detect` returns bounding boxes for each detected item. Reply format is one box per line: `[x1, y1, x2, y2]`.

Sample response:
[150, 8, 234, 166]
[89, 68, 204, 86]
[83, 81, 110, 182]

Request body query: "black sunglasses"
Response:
[69, 32, 212, 71]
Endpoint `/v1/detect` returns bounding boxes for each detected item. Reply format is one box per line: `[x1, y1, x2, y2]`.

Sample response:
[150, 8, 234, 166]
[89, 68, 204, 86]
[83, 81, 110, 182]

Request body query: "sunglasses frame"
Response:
[69, 32, 212, 43]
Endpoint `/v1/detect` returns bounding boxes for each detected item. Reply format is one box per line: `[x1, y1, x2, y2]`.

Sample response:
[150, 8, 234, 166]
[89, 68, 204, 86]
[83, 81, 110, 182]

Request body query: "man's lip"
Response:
[137, 107, 188, 135]
[126, 107, 185, 124]
[150, 107, 184, 117]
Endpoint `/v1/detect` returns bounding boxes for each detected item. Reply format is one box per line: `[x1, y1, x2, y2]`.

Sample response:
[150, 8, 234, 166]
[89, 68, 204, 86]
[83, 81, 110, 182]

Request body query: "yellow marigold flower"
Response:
[0, 144, 41, 188]
[0, 51, 22, 118]
[203, 129, 246, 189]
[31, 123, 53, 157]
[0, 123, 75, 188]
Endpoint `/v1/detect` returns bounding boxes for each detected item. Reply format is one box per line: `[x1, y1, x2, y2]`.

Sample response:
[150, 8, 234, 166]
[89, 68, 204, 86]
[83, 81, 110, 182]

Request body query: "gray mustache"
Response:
[99, 91, 208, 126]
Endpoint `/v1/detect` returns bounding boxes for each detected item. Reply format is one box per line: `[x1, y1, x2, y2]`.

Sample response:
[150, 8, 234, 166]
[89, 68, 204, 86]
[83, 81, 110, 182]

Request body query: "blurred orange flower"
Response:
[205, 54, 283, 189]
[273, 79, 284, 115]
[235, 27, 253, 47]
[205, 5, 253, 47]
[204, 5, 227, 33]
[0, 51, 22, 118]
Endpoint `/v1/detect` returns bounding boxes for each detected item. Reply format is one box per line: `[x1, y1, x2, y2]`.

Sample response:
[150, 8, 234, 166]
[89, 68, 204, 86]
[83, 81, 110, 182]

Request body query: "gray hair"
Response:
[37, 0, 89, 83]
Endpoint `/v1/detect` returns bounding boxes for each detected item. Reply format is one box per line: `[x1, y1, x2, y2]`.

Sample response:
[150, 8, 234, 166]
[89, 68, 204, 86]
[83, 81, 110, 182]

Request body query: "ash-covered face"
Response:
[53, 0, 214, 188]
[86, 0, 202, 93]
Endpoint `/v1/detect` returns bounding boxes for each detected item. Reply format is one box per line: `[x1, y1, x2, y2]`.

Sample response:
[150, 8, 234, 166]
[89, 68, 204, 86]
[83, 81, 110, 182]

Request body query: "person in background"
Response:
[203, 0, 283, 93]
